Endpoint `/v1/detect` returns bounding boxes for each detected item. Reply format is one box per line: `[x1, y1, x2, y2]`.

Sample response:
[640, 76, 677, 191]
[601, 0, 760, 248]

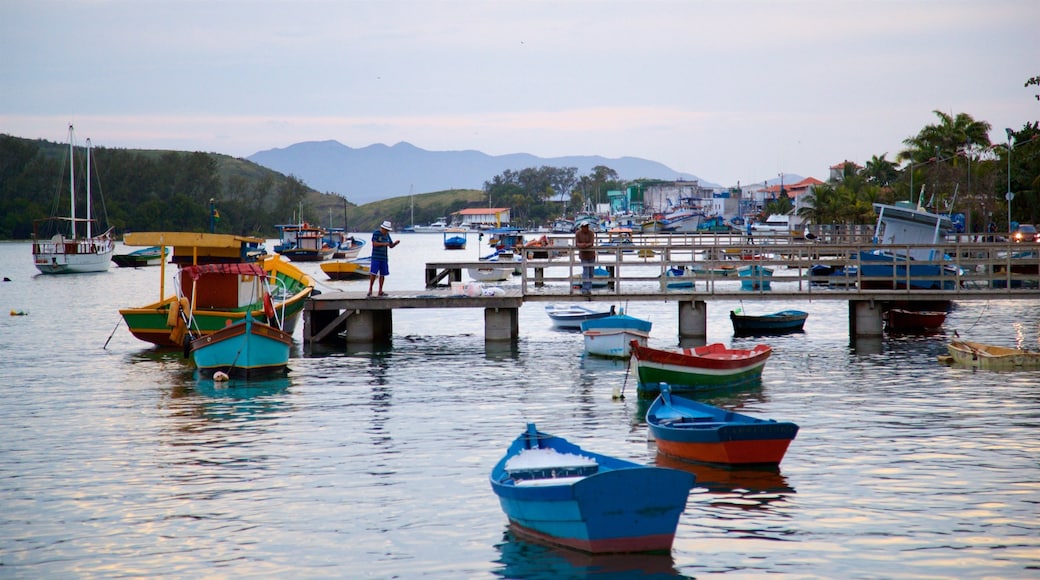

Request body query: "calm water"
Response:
[1, 237, 1038, 579]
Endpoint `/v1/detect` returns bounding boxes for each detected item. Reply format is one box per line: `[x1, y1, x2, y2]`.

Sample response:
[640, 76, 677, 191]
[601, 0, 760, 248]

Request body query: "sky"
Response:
[2, 0, 1038, 188]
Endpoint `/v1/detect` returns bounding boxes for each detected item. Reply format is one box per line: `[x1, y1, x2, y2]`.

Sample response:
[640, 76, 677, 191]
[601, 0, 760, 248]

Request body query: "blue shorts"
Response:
[370, 259, 390, 276]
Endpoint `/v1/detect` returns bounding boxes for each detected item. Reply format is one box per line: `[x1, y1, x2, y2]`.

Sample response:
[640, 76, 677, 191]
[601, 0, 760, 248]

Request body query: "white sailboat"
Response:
[32, 125, 114, 274]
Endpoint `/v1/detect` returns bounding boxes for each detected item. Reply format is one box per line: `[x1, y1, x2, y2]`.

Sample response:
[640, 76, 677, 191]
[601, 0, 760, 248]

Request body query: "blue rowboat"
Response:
[738, 264, 772, 291]
[729, 309, 808, 335]
[490, 423, 694, 554]
[189, 311, 292, 378]
[647, 386, 799, 465]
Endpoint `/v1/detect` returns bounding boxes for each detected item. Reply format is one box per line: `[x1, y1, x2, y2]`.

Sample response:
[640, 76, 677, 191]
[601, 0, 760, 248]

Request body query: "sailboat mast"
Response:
[68, 124, 76, 238]
[85, 138, 93, 239]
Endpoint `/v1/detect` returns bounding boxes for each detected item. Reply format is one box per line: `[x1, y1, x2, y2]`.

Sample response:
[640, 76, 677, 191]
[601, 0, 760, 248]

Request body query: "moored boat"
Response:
[489, 423, 694, 554]
[112, 246, 166, 268]
[118, 232, 314, 348]
[31, 125, 115, 274]
[943, 340, 1040, 370]
[738, 264, 773, 290]
[730, 309, 808, 335]
[646, 386, 799, 465]
[321, 256, 372, 280]
[858, 201, 961, 290]
[884, 308, 946, 332]
[630, 341, 772, 396]
[189, 307, 292, 379]
[443, 228, 467, 250]
[545, 304, 615, 330]
[661, 266, 696, 289]
[580, 312, 652, 359]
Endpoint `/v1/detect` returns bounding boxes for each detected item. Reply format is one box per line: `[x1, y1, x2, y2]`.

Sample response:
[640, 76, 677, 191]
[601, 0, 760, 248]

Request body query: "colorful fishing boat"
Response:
[31, 125, 115, 274]
[278, 223, 335, 262]
[580, 311, 652, 359]
[189, 308, 292, 378]
[646, 386, 799, 465]
[118, 232, 313, 348]
[489, 423, 694, 554]
[630, 341, 772, 395]
[328, 231, 365, 260]
[729, 309, 808, 335]
[942, 340, 1040, 371]
[545, 304, 615, 330]
[320, 256, 372, 280]
[858, 201, 961, 290]
[112, 246, 166, 268]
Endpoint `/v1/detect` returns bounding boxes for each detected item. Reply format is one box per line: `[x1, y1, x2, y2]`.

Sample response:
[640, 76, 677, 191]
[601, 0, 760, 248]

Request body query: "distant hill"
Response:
[247, 141, 721, 205]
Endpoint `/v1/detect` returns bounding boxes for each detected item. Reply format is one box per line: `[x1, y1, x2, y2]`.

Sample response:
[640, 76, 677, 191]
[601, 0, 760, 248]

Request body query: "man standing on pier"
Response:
[575, 222, 596, 296]
[368, 220, 400, 297]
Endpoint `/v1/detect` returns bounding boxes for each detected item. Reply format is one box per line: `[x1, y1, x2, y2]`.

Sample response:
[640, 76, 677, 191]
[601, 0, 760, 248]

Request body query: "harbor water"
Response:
[1, 236, 1038, 578]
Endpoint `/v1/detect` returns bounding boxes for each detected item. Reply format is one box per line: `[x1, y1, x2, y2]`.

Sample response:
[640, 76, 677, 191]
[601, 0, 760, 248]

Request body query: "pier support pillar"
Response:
[677, 300, 707, 339]
[485, 307, 519, 342]
[849, 300, 884, 337]
[343, 309, 393, 344]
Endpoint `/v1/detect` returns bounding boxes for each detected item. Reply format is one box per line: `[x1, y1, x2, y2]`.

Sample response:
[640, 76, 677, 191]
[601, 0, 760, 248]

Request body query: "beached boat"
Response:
[630, 341, 772, 395]
[858, 201, 961, 290]
[112, 246, 166, 268]
[443, 228, 467, 250]
[580, 312, 652, 359]
[320, 256, 372, 280]
[545, 304, 615, 330]
[646, 386, 799, 465]
[118, 232, 313, 348]
[943, 340, 1040, 370]
[884, 308, 946, 332]
[189, 299, 292, 378]
[729, 309, 808, 335]
[661, 266, 696, 289]
[31, 125, 115, 274]
[489, 423, 694, 554]
[738, 264, 773, 290]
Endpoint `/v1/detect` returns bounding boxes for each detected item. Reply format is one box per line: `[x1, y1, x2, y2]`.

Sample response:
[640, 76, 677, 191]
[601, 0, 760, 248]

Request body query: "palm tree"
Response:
[864, 154, 898, 187]
[898, 110, 992, 164]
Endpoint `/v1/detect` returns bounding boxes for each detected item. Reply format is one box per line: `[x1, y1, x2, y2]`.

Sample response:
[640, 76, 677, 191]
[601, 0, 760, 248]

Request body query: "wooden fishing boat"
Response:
[112, 246, 166, 268]
[321, 257, 372, 280]
[189, 310, 292, 378]
[730, 309, 808, 335]
[738, 264, 773, 290]
[118, 232, 313, 348]
[944, 340, 1040, 371]
[443, 228, 467, 250]
[646, 386, 799, 465]
[280, 223, 335, 261]
[661, 266, 695, 289]
[580, 312, 652, 359]
[545, 304, 615, 330]
[884, 308, 946, 332]
[630, 341, 772, 395]
[857, 201, 961, 290]
[489, 423, 694, 554]
[329, 233, 365, 260]
[31, 125, 115, 274]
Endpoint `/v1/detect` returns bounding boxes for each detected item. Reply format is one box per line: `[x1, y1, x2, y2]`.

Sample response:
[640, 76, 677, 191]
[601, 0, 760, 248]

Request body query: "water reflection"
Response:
[655, 454, 794, 501]
[493, 529, 689, 579]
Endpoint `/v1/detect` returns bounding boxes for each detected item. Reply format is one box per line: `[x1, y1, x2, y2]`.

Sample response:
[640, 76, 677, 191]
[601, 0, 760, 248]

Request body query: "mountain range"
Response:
[247, 141, 722, 205]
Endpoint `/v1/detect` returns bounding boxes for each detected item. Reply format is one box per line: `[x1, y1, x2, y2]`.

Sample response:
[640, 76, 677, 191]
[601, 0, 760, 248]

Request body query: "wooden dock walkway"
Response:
[305, 238, 1040, 344]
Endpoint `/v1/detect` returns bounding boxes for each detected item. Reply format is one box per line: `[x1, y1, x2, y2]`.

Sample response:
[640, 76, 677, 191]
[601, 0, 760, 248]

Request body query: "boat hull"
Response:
[631, 342, 771, 395]
[545, 305, 614, 330]
[190, 315, 292, 378]
[120, 253, 313, 347]
[583, 329, 649, 359]
[738, 265, 772, 290]
[884, 308, 946, 331]
[730, 310, 808, 335]
[490, 424, 693, 554]
[647, 391, 798, 465]
[945, 340, 1040, 370]
[321, 258, 372, 280]
[33, 235, 114, 274]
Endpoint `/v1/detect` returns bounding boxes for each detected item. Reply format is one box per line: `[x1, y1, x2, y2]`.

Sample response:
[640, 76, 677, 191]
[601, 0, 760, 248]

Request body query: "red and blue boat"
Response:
[647, 386, 799, 465]
[630, 341, 772, 396]
[490, 423, 693, 554]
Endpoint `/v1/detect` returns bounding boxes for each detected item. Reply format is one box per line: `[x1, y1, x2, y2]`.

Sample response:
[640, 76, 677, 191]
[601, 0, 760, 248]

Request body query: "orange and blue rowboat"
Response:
[490, 423, 693, 554]
[647, 386, 798, 465]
